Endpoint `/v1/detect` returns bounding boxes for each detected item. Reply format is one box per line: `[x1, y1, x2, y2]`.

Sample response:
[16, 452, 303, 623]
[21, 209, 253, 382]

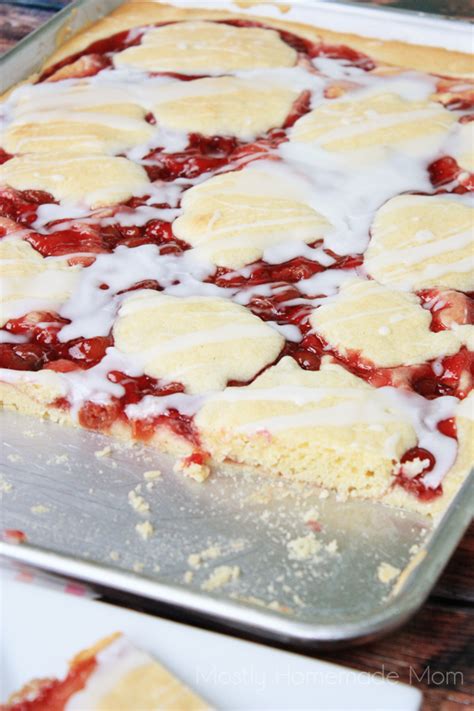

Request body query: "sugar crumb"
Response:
[325, 539, 339, 555]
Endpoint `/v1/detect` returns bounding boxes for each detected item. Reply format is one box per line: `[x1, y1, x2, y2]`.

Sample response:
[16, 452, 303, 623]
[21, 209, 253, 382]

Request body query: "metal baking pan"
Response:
[1, 0, 473, 647]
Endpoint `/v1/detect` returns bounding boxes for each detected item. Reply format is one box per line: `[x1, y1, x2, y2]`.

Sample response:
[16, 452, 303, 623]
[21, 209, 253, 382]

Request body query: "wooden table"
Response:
[1, 2, 473, 709]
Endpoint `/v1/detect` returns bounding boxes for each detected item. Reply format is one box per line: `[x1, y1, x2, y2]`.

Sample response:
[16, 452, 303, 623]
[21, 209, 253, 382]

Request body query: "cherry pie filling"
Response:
[1, 20, 473, 502]
[6, 655, 97, 711]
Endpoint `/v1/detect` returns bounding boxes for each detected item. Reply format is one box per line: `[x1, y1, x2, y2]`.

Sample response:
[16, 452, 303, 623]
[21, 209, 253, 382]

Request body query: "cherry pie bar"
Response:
[4, 633, 208, 710]
[0, 1, 473, 518]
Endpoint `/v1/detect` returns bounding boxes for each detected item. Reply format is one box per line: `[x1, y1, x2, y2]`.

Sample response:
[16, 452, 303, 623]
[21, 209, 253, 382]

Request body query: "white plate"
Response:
[0, 577, 421, 710]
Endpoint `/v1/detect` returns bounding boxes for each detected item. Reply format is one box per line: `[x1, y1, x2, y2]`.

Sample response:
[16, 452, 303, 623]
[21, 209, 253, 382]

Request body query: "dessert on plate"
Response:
[0, 1, 473, 518]
[4, 632, 208, 710]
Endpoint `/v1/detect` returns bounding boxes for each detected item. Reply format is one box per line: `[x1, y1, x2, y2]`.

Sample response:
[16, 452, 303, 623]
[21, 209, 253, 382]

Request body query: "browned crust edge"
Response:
[42, 1, 473, 78]
[1, 378, 472, 520]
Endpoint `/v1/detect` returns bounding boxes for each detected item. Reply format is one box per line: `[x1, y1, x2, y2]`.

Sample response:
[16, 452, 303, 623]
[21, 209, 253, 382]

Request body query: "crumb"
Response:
[94, 445, 112, 458]
[287, 533, 321, 561]
[153, 564, 161, 572]
[132, 561, 145, 573]
[201, 565, 240, 592]
[7, 453, 21, 463]
[109, 550, 120, 561]
[143, 469, 161, 480]
[46, 454, 68, 465]
[135, 521, 154, 541]
[325, 539, 339, 555]
[409, 544, 420, 555]
[188, 545, 221, 569]
[145, 481, 155, 491]
[260, 509, 270, 522]
[31, 505, 49, 514]
[174, 454, 210, 483]
[0, 475, 13, 495]
[303, 507, 319, 523]
[268, 600, 289, 613]
[88, 488, 94, 494]
[128, 489, 150, 514]
[184, 570, 194, 584]
[377, 562, 401, 584]
[293, 593, 305, 607]
[319, 489, 329, 500]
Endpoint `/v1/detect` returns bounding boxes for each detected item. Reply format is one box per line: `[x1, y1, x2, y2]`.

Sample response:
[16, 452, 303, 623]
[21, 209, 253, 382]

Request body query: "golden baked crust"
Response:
[44, 1, 473, 78]
[1, 1, 473, 521]
[6, 633, 209, 711]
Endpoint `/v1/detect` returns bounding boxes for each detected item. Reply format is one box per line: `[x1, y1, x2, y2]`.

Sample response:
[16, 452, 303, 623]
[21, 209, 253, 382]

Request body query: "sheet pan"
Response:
[1, 0, 473, 647]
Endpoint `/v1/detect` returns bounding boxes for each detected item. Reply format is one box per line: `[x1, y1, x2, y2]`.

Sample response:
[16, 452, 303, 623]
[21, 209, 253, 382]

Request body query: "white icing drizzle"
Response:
[58, 245, 215, 340]
[213, 383, 458, 487]
[0, 16, 470, 494]
[126, 392, 207, 419]
[65, 637, 153, 710]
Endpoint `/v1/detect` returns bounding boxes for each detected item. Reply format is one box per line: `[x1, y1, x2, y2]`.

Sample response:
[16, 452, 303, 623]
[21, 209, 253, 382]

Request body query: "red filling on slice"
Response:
[6, 655, 97, 711]
[0, 189, 56, 227]
[395, 447, 442, 501]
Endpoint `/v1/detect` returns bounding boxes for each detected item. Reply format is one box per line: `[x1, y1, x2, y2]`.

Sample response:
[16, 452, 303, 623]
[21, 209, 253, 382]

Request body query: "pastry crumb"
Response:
[409, 543, 420, 555]
[201, 565, 240, 592]
[46, 453, 69, 465]
[287, 533, 321, 561]
[188, 544, 221, 569]
[143, 469, 161, 480]
[184, 570, 194, 584]
[94, 445, 112, 458]
[132, 561, 145, 573]
[319, 489, 329, 500]
[135, 520, 154, 540]
[303, 506, 319, 523]
[128, 489, 150, 514]
[109, 550, 120, 561]
[7, 453, 21, 463]
[377, 562, 401, 584]
[325, 539, 339, 555]
[0, 475, 13, 495]
[31, 504, 49, 514]
[174, 454, 210, 482]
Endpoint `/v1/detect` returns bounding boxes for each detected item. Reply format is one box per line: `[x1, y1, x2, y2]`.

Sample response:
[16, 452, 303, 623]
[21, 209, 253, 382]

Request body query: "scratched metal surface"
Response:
[0, 0, 473, 646]
[1, 411, 430, 624]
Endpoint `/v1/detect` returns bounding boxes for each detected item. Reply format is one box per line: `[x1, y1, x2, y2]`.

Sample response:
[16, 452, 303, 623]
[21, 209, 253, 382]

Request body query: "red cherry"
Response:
[0, 343, 48, 371]
[293, 349, 321, 370]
